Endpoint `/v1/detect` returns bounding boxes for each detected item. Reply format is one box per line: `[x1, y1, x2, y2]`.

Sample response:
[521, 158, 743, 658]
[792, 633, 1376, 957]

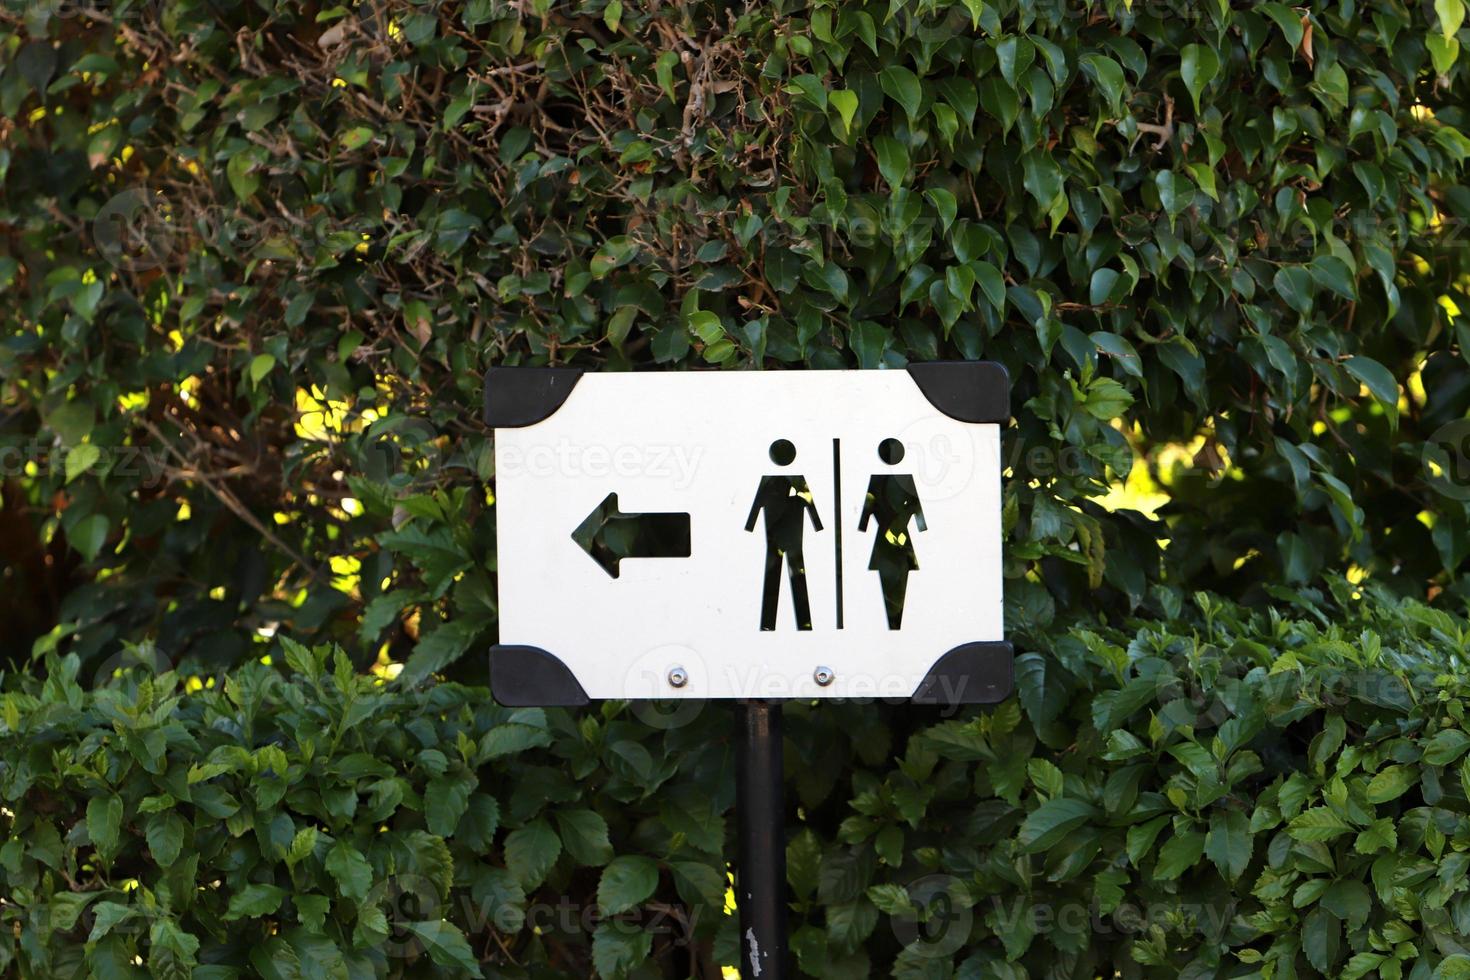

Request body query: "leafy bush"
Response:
[5, 587, 1470, 977]
[2, 0, 1469, 674]
[5, 0, 1470, 976]
[0, 638, 733, 979]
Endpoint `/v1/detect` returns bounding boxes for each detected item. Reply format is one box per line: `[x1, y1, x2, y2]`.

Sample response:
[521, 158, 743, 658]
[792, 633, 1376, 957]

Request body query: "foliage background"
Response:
[3, 0, 1470, 975]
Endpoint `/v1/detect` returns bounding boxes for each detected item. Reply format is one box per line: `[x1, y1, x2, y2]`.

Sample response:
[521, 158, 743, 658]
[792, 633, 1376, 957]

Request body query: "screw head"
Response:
[667, 666, 689, 689]
[814, 666, 835, 687]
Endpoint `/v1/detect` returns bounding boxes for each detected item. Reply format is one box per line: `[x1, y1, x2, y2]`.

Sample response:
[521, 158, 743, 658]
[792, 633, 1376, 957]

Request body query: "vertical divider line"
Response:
[833, 437, 844, 630]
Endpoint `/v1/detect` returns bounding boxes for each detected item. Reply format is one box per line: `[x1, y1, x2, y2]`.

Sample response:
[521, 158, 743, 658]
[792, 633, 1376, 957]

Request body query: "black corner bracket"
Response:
[483, 366, 585, 428]
[911, 641, 1014, 705]
[490, 645, 591, 707]
[906, 361, 1011, 424]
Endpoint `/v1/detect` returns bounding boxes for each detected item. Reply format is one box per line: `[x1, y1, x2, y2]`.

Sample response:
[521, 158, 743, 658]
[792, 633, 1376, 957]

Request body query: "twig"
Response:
[1135, 95, 1175, 150]
[136, 416, 325, 583]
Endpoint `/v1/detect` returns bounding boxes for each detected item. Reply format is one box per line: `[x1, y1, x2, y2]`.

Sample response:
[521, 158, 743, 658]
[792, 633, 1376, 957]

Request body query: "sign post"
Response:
[484, 364, 1013, 976]
[736, 700, 786, 978]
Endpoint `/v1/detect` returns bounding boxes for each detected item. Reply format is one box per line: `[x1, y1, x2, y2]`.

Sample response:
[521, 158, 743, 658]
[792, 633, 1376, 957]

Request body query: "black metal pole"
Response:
[736, 700, 788, 979]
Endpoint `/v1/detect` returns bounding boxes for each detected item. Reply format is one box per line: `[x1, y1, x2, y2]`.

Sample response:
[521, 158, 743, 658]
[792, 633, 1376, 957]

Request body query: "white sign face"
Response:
[490, 368, 1007, 702]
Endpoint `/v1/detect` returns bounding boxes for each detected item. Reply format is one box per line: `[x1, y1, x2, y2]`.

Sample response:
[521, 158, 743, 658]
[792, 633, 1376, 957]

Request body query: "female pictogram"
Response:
[859, 438, 926, 630]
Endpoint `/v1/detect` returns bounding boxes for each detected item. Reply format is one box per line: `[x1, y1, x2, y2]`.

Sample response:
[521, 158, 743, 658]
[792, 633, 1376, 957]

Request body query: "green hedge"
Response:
[5, 586, 1470, 977]
[2, 0, 1469, 675]
[5, 0, 1470, 977]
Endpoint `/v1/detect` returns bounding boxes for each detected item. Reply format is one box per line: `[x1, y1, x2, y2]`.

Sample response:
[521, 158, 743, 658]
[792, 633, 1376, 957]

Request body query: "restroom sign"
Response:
[484, 364, 1013, 706]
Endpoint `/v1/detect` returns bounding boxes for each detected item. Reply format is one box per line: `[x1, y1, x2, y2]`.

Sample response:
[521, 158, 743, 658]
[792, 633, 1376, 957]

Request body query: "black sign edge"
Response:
[905, 360, 1011, 424]
[484, 366, 586, 428]
[490, 645, 591, 707]
[910, 640, 1015, 705]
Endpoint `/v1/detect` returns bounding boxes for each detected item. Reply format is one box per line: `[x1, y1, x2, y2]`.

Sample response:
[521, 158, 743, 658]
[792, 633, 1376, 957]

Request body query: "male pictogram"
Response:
[745, 439, 823, 630]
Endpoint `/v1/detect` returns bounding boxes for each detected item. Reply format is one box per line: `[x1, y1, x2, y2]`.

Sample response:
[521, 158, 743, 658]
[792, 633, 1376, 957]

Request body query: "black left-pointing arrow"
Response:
[571, 492, 691, 578]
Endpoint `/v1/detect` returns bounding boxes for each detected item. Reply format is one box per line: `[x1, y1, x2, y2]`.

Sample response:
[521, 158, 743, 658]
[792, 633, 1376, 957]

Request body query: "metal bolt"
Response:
[814, 666, 835, 687]
[667, 666, 689, 689]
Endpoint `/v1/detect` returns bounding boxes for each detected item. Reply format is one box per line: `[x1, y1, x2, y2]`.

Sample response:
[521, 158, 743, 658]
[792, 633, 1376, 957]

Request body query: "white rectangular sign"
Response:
[487, 364, 1010, 704]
